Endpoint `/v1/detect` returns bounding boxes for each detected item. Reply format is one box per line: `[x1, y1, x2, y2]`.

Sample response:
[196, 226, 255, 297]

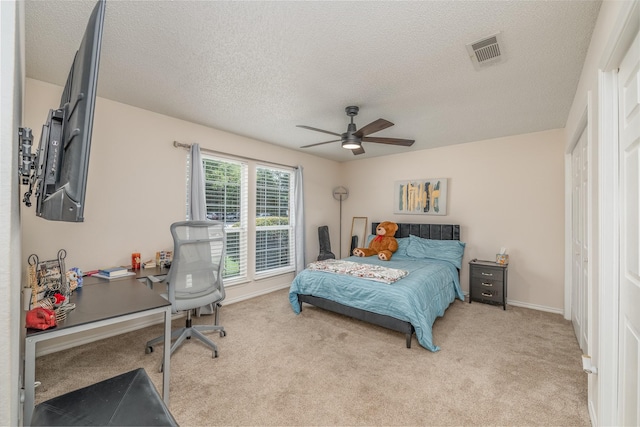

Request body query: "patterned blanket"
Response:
[305, 259, 408, 284]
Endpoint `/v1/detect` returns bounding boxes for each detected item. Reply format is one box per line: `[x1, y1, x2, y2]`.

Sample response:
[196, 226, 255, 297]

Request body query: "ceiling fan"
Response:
[297, 106, 415, 155]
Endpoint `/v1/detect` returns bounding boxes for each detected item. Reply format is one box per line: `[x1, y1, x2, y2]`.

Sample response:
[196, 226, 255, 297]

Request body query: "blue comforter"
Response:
[289, 255, 464, 352]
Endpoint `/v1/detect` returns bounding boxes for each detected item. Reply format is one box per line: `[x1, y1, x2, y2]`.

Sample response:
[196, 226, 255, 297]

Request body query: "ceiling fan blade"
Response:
[354, 119, 394, 137]
[300, 139, 341, 148]
[297, 125, 341, 137]
[362, 137, 415, 146]
[352, 146, 365, 155]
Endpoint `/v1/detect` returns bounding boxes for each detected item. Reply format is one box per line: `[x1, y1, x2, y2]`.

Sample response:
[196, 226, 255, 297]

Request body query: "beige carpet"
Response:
[34, 288, 589, 426]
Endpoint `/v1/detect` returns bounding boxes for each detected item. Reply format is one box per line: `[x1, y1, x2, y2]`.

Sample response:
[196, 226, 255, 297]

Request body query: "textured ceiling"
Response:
[24, 0, 601, 162]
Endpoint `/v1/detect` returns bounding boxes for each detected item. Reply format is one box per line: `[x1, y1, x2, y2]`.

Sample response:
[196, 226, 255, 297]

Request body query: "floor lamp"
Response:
[332, 186, 349, 258]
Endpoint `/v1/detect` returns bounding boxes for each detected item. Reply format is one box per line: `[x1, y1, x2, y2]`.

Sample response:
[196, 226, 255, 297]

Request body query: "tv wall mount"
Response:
[18, 127, 36, 206]
[18, 107, 64, 210]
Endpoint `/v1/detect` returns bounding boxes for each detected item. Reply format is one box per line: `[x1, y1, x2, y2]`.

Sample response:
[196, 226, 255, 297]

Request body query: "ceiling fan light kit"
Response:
[342, 141, 361, 150]
[298, 106, 414, 155]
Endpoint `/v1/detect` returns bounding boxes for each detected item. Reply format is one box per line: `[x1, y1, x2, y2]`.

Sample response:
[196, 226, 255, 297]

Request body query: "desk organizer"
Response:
[27, 249, 70, 310]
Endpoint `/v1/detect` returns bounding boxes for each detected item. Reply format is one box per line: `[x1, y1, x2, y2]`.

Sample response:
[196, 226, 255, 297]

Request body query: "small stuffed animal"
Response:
[353, 221, 399, 261]
[66, 267, 83, 291]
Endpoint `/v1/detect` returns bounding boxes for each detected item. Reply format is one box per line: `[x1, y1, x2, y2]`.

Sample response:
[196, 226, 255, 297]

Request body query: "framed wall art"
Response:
[394, 178, 448, 215]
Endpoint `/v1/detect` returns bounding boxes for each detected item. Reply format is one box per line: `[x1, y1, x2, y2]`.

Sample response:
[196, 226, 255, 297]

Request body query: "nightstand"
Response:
[468, 259, 508, 310]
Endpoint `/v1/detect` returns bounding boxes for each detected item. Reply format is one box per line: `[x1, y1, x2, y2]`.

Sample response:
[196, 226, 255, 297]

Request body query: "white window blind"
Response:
[255, 166, 294, 274]
[202, 155, 248, 282]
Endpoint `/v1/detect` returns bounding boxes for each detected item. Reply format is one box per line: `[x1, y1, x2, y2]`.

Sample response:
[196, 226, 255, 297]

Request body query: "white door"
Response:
[571, 127, 588, 351]
[618, 30, 640, 425]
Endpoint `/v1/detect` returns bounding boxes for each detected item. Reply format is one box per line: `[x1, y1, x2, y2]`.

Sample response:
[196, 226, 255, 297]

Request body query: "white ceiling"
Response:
[24, 0, 601, 162]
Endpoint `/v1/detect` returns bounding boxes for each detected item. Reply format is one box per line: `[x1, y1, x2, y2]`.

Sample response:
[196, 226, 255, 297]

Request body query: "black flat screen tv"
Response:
[20, 0, 105, 222]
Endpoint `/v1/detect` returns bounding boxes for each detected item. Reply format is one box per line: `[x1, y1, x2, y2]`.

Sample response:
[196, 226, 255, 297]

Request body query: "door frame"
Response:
[597, 1, 639, 425]
[566, 106, 590, 354]
[565, 106, 589, 323]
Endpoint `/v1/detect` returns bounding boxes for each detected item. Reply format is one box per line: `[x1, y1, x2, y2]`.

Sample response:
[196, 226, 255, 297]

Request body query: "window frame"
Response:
[199, 155, 296, 284]
[201, 154, 248, 284]
[254, 165, 295, 277]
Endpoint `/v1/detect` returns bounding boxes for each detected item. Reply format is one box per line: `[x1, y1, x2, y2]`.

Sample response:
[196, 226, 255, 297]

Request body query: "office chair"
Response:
[145, 221, 226, 359]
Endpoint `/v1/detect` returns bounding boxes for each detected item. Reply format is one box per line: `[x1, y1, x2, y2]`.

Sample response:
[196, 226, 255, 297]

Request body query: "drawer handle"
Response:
[481, 292, 493, 297]
[481, 282, 493, 287]
[481, 272, 493, 276]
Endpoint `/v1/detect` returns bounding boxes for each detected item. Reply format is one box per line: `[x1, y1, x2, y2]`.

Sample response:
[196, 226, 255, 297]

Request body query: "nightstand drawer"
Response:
[470, 277, 501, 290]
[471, 268, 504, 281]
[471, 287, 503, 303]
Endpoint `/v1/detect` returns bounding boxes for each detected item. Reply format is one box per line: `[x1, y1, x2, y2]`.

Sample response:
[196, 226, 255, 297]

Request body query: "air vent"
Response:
[466, 32, 504, 70]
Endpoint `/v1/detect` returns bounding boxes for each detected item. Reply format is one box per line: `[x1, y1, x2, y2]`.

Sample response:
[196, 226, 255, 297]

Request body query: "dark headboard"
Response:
[372, 222, 460, 241]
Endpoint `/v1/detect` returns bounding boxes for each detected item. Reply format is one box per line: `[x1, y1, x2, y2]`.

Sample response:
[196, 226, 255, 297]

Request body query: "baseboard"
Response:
[506, 299, 564, 315]
[35, 312, 187, 357]
[462, 291, 564, 315]
[588, 398, 597, 427]
[35, 282, 292, 357]
[223, 282, 290, 305]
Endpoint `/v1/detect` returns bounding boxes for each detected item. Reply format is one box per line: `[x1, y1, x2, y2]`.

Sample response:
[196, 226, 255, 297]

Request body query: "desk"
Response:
[24, 277, 172, 426]
[132, 265, 170, 279]
[132, 266, 170, 289]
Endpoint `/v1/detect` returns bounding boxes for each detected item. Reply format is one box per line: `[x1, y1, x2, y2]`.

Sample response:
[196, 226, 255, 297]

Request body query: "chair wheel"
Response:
[145, 346, 153, 354]
[213, 350, 218, 358]
[220, 330, 226, 337]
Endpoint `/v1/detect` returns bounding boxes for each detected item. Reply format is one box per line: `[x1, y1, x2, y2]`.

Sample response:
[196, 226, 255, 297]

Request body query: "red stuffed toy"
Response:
[26, 307, 56, 330]
[352, 221, 399, 261]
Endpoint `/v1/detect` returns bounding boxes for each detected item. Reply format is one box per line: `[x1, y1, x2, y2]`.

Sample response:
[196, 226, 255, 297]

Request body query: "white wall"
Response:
[22, 78, 342, 304]
[341, 129, 566, 312]
[1, 1, 24, 425]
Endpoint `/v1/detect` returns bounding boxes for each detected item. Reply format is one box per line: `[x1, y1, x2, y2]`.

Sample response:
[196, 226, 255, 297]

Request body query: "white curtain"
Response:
[189, 143, 214, 315]
[189, 143, 206, 221]
[294, 166, 305, 275]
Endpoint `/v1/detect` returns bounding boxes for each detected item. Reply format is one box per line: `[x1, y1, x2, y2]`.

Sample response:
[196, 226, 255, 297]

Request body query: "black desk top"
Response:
[26, 276, 170, 337]
[132, 266, 170, 279]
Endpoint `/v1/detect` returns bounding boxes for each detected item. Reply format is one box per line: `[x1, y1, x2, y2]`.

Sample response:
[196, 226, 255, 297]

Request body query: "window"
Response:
[255, 166, 294, 274]
[201, 156, 295, 282]
[202, 156, 247, 281]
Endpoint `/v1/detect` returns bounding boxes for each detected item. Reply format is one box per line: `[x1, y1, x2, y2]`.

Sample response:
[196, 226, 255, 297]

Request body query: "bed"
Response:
[289, 223, 464, 352]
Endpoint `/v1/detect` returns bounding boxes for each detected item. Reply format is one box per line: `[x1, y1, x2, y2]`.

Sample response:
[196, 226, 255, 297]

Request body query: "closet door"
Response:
[571, 127, 588, 351]
[618, 30, 640, 426]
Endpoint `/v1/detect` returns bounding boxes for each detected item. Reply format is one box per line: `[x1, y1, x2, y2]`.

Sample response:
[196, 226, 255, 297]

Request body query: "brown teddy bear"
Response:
[353, 221, 399, 261]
